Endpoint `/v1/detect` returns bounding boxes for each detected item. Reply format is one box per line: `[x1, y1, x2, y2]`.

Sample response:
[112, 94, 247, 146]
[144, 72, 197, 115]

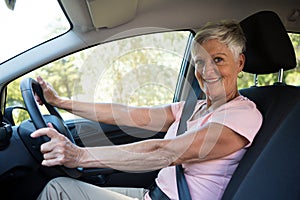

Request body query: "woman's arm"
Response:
[36, 76, 175, 132]
[31, 122, 249, 172]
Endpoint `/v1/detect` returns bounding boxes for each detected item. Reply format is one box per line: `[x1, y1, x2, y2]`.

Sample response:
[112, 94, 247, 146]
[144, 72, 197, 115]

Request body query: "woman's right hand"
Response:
[35, 76, 60, 107]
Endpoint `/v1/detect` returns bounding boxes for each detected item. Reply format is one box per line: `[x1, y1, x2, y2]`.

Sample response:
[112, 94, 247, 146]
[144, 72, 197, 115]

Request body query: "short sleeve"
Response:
[210, 97, 262, 147]
[171, 101, 185, 121]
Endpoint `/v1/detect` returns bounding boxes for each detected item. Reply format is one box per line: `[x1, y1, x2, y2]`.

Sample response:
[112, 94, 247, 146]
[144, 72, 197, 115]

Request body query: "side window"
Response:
[7, 31, 191, 122]
[238, 33, 300, 88]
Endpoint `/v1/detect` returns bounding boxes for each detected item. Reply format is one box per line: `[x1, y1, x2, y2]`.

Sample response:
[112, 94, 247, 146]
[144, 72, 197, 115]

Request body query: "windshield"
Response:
[0, 0, 70, 63]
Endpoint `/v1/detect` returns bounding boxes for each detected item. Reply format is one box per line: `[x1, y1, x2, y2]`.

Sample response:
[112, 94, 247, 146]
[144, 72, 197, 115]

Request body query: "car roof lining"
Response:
[61, 0, 300, 33]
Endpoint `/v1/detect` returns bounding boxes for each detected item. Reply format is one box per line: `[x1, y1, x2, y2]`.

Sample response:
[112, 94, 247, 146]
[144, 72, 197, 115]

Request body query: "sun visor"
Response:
[86, 0, 138, 28]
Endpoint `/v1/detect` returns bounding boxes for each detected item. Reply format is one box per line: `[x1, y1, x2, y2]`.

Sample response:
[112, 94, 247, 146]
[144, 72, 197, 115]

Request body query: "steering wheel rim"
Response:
[20, 77, 82, 178]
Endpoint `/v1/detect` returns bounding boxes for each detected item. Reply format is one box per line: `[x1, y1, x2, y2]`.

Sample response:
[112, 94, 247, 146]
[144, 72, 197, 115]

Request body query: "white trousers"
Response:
[37, 177, 146, 200]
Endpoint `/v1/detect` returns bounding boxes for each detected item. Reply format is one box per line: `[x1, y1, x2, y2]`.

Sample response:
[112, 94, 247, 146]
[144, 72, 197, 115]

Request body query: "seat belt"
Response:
[175, 165, 192, 200]
[149, 72, 201, 200]
[175, 76, 202, 200]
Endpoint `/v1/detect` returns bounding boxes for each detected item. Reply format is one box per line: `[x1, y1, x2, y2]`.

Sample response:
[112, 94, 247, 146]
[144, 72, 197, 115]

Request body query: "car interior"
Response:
[0, 0, 299, 199]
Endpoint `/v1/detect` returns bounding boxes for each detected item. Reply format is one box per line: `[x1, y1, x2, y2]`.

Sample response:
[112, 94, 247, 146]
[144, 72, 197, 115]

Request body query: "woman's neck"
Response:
[206, 90, 240, 110]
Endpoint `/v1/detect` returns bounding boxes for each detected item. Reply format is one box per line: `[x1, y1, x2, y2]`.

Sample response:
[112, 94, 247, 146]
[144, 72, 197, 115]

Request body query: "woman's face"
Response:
[193, 39, 245, 103]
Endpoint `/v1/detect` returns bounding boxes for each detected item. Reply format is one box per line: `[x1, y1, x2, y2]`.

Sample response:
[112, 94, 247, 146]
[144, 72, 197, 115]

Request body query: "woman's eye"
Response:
[214, 57, 223, 63]
[195, 59, 205, 67]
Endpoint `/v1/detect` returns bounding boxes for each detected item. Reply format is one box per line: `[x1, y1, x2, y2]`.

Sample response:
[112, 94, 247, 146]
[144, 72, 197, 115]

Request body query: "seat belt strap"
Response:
[177, 72, 201, 135]
[175, 77, 202, 200]
[176, 165, 193, 200]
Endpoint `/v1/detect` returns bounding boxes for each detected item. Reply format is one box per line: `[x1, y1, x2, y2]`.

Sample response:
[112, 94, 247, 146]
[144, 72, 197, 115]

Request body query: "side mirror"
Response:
[4, 106, 29, 126]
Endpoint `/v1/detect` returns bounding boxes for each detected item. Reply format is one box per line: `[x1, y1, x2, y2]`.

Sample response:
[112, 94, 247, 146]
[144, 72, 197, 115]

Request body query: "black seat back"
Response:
[223, 96, 300, 199]
[222, 11, 300, 199]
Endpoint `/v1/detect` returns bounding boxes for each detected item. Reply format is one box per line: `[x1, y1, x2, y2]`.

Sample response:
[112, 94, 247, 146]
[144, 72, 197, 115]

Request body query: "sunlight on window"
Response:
[0, 0, 70, 63]
[238, 33, 300, 88]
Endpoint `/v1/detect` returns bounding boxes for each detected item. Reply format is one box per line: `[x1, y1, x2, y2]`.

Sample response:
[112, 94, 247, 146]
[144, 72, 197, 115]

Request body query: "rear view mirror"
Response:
[5, 0, 16, 11]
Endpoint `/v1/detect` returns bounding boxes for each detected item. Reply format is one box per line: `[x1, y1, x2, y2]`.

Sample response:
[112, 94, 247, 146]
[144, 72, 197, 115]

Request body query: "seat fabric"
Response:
[222, 85, 300, 199]
[221, 11, 300, 199]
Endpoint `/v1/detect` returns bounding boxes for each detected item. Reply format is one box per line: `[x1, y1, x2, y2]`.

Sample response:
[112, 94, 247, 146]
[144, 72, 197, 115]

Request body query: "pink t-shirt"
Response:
[145, 95, 262, 200]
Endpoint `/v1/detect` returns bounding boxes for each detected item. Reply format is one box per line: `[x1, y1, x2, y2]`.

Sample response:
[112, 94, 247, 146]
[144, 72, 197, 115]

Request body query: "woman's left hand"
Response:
[30, 123, 84, 168]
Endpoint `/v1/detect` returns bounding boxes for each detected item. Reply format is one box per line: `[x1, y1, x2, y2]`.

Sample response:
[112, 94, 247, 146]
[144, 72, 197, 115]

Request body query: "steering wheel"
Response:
[20, 77, 82, 178]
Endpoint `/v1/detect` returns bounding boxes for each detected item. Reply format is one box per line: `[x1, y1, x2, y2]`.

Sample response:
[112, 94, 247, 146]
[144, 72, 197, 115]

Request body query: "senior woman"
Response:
[31, 20, 262, 200]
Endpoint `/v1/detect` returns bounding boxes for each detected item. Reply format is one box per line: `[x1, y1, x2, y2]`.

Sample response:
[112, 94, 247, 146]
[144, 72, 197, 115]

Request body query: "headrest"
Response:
[240, 11, 296, 74]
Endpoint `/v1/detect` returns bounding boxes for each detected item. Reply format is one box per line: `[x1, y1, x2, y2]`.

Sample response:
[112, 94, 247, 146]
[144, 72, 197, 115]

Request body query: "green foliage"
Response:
[12, 108, 30, 125]
[6, 78, 30, 124]
[238, 33, 300, 88]
[6, 53, 83, 122]
[72, 31, 189, 106]
[7, 78, 23, 107]
[34, 57, 82, 99]
[5, 31, 189, 121]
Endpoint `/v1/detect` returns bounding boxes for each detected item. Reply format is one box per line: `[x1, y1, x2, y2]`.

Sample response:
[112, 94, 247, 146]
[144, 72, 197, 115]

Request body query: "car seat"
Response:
[222, 11, 300, 199]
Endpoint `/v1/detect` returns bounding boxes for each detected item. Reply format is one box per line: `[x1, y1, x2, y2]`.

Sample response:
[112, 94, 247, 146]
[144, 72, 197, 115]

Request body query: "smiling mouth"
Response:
[203, 77, 222, 83]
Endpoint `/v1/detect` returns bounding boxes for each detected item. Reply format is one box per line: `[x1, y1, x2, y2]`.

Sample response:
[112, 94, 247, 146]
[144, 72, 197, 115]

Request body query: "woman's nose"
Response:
[201, 61, 218, 76]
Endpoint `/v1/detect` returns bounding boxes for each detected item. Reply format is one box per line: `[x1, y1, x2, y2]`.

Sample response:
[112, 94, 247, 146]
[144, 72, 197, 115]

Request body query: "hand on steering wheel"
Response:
[35, 76, 60, 107]
[20, 77, 82, 178]
[31, 123, 84, 169]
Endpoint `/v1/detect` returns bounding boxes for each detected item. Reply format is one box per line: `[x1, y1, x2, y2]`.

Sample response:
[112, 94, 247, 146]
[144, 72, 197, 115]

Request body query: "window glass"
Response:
[0, 0, 70, 63]
[238, 33, 300, 88]
[7, 31, 191, 122]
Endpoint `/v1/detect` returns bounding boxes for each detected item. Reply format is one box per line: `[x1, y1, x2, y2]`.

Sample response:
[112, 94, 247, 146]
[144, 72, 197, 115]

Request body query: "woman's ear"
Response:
[238, 53, 245, 72]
